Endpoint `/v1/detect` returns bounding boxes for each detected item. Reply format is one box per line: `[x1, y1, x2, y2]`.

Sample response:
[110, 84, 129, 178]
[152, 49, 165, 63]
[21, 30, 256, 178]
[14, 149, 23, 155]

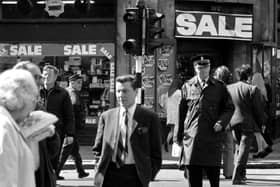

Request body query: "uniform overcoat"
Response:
[176, 76, 234, 166]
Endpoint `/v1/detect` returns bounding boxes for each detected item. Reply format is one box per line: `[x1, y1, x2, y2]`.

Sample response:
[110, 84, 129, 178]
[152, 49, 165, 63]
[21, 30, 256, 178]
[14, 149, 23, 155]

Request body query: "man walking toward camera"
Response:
[92, 75, 162, 187]
[175, 56, 234, 187]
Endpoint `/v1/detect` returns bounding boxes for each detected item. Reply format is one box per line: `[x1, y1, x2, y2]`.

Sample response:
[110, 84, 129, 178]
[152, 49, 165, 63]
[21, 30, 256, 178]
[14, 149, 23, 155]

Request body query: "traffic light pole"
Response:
[135, 0, 145, 104]
[135, 56, 143, 104]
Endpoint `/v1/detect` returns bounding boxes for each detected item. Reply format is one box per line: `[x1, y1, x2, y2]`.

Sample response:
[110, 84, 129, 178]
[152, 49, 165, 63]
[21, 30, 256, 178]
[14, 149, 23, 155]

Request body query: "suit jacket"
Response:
[92, 105, 162, 187]
[227, 81, 264, 132]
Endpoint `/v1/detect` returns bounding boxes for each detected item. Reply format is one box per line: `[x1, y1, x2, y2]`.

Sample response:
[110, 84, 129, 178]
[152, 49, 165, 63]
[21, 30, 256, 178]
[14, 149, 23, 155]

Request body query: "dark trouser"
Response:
[103, 162, 143, 187]
[262, 130, 273, 147]
[185, 165, 220, 187]
[51, 131, 64, 172]
[232, 126, 254, 182]
[56, 138, 85, 175]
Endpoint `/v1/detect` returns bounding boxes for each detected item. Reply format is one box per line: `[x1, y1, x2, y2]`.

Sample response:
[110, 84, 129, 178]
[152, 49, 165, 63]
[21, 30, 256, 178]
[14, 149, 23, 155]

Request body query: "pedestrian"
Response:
[227, 64, 264, 185]
[213, 65, 235, 179]
[175, 56, 234, 187]
[13, 61, 60, 187]
[92, 74, 162, 187]
[56, 74, 89, 178]
[40, 64, 75, 180]
[164, 78, 182, 152]
[0, 69, 39, 187]
[251, 72, 273, 158]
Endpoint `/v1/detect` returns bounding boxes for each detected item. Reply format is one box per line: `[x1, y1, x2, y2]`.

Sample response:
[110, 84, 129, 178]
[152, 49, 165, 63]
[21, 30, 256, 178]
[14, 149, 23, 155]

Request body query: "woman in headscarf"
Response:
[0, 69, 39, 187]
[213, 65, 234, 179]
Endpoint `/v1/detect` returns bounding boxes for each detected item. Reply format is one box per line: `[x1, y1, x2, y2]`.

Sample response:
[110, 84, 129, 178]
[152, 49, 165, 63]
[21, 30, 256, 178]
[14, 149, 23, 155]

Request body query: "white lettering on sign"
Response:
[196, 15, 217, 36]
[9, 45, 42, 56]
[176, 11, 253, 40]
[64, 44, 96, 55]
[100, 47, 112, 59]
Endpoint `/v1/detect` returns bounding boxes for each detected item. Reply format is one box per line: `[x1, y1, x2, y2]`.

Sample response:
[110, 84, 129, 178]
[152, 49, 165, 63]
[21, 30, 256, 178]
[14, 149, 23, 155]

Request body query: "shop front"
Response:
[0, 43, 115, 127]
[174, 9, 253, 81]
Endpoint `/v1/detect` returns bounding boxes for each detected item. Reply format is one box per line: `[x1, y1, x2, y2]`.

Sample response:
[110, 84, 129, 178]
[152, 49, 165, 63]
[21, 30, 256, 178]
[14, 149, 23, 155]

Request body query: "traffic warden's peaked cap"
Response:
[69, 74, 82, 81]
[192, 55, 211, 68]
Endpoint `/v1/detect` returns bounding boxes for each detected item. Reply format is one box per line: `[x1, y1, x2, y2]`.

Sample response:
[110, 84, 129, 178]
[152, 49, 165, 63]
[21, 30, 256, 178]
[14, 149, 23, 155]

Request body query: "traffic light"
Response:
[145, 8, 165, 55]
[123, 7, 144, 56]
[17, 0, 34, 15]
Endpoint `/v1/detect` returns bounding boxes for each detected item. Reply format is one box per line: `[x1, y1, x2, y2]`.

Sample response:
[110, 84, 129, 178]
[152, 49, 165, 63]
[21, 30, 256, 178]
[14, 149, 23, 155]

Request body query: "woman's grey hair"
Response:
[0, 69, 38, 112]
[214, 65, 232, 84]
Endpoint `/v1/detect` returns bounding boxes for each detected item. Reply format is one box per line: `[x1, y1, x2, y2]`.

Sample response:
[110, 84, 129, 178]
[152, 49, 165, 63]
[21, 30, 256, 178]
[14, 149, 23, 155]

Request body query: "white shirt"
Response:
[113, 103, 136, 164]
[197, 76, 209, 88]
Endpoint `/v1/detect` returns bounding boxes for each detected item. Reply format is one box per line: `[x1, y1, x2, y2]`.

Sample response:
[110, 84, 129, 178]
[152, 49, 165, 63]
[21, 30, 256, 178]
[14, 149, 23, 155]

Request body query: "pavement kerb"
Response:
[63, 157, 280, 170]
[63, 139, 280, 170]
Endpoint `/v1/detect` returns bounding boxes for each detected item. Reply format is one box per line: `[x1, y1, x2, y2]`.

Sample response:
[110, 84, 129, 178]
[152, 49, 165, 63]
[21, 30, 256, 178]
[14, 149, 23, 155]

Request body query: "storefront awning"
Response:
[0, 43, 114, 59]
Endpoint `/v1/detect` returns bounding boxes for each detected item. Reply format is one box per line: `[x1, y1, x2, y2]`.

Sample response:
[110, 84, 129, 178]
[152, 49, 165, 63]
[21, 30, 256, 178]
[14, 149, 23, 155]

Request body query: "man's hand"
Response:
[213, 123, 223, 132]
[64, 136, 74, 145]
[94, 172, 104, 187]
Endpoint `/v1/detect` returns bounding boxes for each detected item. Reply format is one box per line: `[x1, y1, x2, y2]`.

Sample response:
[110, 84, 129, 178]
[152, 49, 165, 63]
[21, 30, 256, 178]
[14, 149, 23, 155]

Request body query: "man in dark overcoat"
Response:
[175, 56, 234, 187]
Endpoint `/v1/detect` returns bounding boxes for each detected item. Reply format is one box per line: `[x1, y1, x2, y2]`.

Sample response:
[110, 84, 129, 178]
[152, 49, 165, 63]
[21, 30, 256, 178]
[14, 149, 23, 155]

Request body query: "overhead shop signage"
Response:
[175, 10, 253, 41]
[0, 43, 114, 58]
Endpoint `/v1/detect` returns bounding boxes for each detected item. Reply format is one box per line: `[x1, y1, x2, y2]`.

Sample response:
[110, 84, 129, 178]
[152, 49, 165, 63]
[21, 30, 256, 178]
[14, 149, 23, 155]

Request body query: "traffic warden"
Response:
[175, 56, 234, 187]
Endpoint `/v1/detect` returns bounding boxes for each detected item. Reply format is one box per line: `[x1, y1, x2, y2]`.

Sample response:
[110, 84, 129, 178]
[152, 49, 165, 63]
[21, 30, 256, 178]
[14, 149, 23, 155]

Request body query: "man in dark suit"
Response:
[92, 75, 162, 187]
[175, 56, 234, 187]
[227, 64, 264, 185]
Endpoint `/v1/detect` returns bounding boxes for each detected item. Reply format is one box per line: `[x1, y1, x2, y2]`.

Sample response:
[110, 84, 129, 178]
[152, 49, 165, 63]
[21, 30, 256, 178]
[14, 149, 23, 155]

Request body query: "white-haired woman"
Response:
[0, 69, 39, 187]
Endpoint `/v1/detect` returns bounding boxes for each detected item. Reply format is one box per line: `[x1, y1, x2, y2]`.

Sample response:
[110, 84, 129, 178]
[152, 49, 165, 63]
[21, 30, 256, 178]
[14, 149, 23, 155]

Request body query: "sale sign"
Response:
[175, 10, 253, 41]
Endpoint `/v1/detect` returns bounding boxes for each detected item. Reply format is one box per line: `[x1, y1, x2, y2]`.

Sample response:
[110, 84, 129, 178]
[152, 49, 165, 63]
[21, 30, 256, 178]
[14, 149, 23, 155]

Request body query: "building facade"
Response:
[0, 0, 116, 144]
[117, 0, 278, 136]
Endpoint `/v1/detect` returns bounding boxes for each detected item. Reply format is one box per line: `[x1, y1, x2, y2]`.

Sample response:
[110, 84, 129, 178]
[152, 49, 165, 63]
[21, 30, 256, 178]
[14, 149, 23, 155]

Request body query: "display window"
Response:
[0, 43, 115, 126]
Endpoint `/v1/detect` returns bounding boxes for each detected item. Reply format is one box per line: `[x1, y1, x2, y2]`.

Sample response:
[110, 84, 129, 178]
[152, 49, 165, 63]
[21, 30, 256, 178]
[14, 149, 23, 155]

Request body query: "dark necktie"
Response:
[116, 110, 128, 167]
[201, 80, 206, 88]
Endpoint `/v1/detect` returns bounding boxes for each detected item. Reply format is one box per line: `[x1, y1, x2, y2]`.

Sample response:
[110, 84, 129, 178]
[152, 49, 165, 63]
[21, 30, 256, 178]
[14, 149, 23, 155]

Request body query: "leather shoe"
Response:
[78, 172, 89, 178]
[224, 176, 232, 179]
[232, 180, 246, 185]
[56, 175, 64, 180]
[253, 147, 273, 159]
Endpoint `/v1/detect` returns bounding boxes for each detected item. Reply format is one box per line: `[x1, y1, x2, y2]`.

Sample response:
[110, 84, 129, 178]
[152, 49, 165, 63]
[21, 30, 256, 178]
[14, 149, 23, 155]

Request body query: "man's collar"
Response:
[120, 102, 137, 116]
[195, 76, 215, 85]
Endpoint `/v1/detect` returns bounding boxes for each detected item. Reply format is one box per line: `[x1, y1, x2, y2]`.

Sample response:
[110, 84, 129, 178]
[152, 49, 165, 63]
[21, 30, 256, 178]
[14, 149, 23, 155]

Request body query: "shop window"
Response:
[0, 55, 111, 126]
[40, 56, 111, 125]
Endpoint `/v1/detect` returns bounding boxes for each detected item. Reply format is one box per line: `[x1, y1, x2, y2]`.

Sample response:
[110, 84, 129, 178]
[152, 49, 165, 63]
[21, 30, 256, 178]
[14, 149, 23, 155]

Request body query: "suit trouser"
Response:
[56, 138, 85, 175]
[222, 131, 234, 177]
[232, 126, 254, 182]
[185, 165, 220, 187]
[103, 162, 143, 187]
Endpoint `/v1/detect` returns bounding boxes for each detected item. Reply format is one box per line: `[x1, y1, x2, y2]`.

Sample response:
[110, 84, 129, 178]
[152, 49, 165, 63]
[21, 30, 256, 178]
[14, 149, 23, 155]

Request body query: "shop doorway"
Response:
[176, 39, 231, 82]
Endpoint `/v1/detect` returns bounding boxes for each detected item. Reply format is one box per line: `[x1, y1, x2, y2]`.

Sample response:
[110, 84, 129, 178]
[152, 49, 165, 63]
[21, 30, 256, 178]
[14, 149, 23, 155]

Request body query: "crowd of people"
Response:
[0, 55, 274, 187]
[0, 61, 89, 187]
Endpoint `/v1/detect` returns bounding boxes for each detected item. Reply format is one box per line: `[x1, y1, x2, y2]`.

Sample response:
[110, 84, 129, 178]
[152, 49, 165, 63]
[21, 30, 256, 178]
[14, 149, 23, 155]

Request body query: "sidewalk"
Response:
[64, 139, 280, 170]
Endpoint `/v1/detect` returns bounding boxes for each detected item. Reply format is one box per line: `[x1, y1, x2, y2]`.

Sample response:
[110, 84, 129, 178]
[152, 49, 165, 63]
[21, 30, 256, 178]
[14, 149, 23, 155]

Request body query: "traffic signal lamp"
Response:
[123, 7, 143, 56]
[145, 8, 165, 55]
[17, 0, 34, 15]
